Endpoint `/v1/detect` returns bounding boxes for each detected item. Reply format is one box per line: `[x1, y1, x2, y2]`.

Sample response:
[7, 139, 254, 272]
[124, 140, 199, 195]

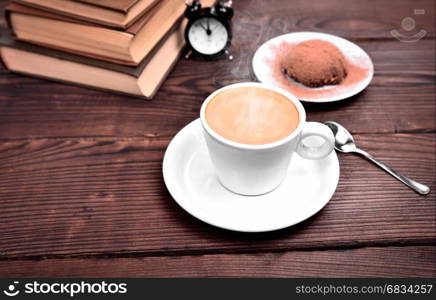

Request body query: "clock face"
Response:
[188, 17, 228, 55]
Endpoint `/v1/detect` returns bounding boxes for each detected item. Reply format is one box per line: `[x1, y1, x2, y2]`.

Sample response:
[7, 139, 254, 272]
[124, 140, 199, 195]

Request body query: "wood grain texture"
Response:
[0, 246, 434, 278]
[1, 0, 435, 139]
[0, 134, 434, 258]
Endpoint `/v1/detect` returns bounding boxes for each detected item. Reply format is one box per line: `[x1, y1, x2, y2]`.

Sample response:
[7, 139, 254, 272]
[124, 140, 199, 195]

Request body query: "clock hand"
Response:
[204, 19, 212, 35]
[198, 21, 208, 32]
[211, 23, 220, 31]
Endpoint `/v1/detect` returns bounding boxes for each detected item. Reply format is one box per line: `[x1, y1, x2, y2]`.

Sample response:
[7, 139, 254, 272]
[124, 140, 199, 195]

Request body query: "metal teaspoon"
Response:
[324, 121, 430, 195]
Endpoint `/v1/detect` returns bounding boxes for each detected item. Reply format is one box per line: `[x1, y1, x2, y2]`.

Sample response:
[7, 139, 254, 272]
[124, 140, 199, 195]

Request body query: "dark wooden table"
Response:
[0, 0, 435, 277]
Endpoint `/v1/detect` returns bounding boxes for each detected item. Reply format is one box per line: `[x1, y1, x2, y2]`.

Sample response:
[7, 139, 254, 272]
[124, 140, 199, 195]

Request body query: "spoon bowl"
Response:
[324, 121, 357, 153]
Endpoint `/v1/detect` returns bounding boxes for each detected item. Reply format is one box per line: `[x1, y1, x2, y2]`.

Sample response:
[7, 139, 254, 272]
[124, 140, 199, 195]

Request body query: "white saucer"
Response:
[252, 32, 374, 103]
[162, 119, 340, 232]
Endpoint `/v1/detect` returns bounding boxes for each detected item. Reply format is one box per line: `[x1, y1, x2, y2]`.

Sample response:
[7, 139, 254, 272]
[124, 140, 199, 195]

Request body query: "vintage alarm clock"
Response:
[184, 0, 234, 60]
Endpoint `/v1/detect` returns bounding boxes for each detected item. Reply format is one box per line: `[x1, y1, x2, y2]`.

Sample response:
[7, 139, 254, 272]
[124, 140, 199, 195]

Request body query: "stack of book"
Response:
[1, 0, 213, 99]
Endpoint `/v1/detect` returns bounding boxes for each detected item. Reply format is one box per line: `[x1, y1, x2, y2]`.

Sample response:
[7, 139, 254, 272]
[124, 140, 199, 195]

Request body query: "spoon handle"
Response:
[353, 148, 430, 195]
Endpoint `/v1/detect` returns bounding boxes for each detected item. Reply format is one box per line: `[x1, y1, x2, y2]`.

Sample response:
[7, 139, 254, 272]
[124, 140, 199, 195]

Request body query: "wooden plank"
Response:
[1, 0, 434, 37]
[0, 41, 433, 138]
[0, 246, 434, 277]
[0, 134, 434, 258]
[239, 0, 435, 40]
[1, 2, 435, 139]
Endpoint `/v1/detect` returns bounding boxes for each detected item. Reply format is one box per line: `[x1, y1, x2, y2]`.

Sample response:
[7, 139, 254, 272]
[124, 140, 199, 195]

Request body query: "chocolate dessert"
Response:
[282, 39, 348, 87]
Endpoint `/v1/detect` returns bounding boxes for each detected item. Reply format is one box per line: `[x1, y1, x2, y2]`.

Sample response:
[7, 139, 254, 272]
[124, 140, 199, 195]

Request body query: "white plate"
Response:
[162, 119, 340, 232]
[252, 32, 374, 103]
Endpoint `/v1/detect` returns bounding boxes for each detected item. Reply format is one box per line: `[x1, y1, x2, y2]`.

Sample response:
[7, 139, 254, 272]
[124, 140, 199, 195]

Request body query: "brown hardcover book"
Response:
[6, 0, 215, 65]
[13, 0, 159, 29]
[0, 25, 185, 99]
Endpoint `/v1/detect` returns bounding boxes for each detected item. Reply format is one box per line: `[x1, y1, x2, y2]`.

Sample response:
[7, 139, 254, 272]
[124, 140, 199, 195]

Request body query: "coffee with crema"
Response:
[205, 86, 300, 145]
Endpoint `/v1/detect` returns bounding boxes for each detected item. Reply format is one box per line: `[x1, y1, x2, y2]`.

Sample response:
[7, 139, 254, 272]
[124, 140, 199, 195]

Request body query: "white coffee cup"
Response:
[200, 82, 335, 196]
